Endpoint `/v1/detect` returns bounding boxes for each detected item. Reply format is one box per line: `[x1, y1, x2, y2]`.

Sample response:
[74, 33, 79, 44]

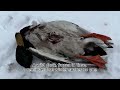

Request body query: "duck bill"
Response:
[15, 33, 24, 47]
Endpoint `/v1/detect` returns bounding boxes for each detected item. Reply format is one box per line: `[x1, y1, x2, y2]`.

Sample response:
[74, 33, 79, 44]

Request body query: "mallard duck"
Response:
[15, 20, 113, 69]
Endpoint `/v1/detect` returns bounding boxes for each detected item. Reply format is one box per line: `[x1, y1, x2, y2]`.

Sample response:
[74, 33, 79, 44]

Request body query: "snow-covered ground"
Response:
[0, 11, 120, 79]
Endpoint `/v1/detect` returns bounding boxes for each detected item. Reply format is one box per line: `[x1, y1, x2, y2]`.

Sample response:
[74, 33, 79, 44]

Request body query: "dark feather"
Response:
[84, 42, 107, 56]
[16, 46, 33, 68]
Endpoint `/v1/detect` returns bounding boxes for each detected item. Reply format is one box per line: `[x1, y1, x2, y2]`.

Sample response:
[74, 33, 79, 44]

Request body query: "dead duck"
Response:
[15, 20, 113, 69]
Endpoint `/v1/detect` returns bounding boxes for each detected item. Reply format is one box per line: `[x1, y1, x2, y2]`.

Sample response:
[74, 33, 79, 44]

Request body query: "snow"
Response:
[0, 11, 120, 79]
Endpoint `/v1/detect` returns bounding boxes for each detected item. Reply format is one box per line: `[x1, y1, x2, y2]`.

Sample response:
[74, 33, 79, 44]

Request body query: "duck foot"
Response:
[74, 55, 107, 69]
[81, 33, 113, 48]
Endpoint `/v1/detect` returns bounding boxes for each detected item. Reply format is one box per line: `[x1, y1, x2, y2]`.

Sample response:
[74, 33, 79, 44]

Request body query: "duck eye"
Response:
[80, 37, 84, 40]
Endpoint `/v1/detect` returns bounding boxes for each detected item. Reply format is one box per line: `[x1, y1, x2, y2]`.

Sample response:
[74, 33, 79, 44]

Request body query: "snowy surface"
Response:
[0, 11, 120, 79]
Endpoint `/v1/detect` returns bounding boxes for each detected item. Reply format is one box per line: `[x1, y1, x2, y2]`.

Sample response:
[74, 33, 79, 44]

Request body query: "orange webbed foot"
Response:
[74, 54, 107, 69]
[81, 33, 113, 48]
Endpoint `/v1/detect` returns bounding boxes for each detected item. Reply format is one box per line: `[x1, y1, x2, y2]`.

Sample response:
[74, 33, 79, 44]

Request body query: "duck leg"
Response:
[81, 33, 113, 48]
[74, 55, 107, 69]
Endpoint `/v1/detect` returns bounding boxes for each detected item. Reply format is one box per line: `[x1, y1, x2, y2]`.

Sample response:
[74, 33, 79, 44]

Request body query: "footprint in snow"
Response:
[14, 16, 31, 29]
[1, 15, 31, 31]
[0, 15, 13, 30]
